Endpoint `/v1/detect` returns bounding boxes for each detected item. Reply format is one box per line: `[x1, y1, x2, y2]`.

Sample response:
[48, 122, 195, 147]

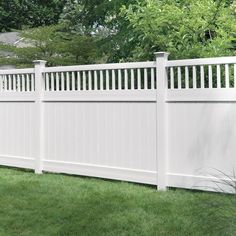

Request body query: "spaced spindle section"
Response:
[137, 69, 141, 90]
[72, 72, 75, 91]
[94, 71, 98, 90]
[100, 70, 104, 90]
[118, 69, 122, 90]
[112, 70, 115, 90]
[83, 71, 86, 91]
[185, 67, 189, 89]
[144, 68, 148, 90]
[177, 67, 181, 89]
[217, 65, 221, 88]
[225, 64, 229, 88]
[106, 70, 109, 90]
[170, 67, 174, 89]
[88, 71, 92, 90]
[208, 65, 213, 88]
[200, 66, 205, 89]
[131, 69, 135, 90]
[192, 66, 197, 89]
[151, 68, 155, 90]
[124, 69, 128, 90]
[77, 72, 81, 91]
[234, 64, 236, 88]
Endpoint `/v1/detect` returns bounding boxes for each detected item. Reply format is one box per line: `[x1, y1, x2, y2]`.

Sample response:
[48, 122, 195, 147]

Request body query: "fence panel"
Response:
[0, 54, 235, 193]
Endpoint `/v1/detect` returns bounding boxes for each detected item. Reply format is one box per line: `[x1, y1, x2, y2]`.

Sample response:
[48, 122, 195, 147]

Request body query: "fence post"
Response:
[155, 52, 169, 191]
[33, 60, 46, 174]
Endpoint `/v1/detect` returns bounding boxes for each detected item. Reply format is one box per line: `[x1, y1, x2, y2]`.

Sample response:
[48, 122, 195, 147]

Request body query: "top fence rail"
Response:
[167, 56, 236, 67]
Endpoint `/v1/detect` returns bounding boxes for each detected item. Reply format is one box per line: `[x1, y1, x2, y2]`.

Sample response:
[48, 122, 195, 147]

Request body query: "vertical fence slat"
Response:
[170, 67, 174, 89]
[106, 70, 109, 90]
[83, 71, 86, 90]
[137, 69, 141, 90]
[77, 72, 81, 91]
[22, 74, 26, 92]
[234, 64, 236, 88]
[225, 64, 230, 88]
[46, 73, 49, 91]
[17, 74, 21, 92]
[208, 65, 213, 89]
[31, 74, 35, 91]
[151, 68, 155, 89]
[66, 72, 70, 91]
[94, 71, 98, 91]
[61, 73, 65, 91]
[51, 73, 54, 91]
[144, 68, 148, 90]
[217, 65, 221, 88]
[177, 67, 181, 89]
[131, 69, 135, 90]
[185, 66, 189, 89]
[192, 66, 197, 89]
[100, 70, 104, 90]
[72, 72, 75, 91]
[118, 69, 122, 90]
[0, 75, 3, 92]
[26, 74, 30, 91]
[200, 66, 204, 89]
[88, 71, 92, 90]
[3, 75, 7, 91]
[124, 69, 128, 90]
[112, 70, 115, 90]
[55, 73, 59, 91]
[8, 75, 12, 91]
[13, 74, 16, 91]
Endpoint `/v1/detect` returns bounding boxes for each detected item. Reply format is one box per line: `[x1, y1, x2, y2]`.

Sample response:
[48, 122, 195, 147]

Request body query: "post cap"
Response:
[33, 60, 47, 66]
[154, 52, 170, 59]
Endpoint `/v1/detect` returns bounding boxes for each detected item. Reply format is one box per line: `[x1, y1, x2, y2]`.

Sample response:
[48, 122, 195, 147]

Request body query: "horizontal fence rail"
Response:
[0, 53, 235, 193]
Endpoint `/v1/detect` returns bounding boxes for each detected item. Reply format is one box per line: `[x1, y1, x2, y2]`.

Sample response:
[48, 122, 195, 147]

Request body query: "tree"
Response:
[122, 0, 236, 60]
[59, 0, 138, 62]
[0, 25, 100, 67]
[0, 0, 66, 32]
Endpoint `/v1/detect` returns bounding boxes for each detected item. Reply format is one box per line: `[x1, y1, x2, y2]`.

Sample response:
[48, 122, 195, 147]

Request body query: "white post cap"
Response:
[33, 60, 47, 66]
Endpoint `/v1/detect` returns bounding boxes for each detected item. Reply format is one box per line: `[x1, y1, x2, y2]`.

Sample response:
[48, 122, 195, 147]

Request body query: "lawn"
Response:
[0, 167, 235, 236]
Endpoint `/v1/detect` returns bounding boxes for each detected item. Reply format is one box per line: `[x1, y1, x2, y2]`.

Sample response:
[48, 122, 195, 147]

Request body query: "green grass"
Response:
[0, 167, 235, 236]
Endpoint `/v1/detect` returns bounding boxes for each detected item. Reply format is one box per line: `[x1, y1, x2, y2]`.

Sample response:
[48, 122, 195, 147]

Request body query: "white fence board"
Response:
[0, 102, 36, 167]
[43, 102, 157, 183]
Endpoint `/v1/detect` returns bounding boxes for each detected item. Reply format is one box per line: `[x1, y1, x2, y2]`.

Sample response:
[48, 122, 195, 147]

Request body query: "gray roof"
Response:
[0, 32, 21, 45]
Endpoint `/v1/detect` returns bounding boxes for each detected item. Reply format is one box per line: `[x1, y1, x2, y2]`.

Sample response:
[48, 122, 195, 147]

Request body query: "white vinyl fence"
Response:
[0, 52, 236, 193]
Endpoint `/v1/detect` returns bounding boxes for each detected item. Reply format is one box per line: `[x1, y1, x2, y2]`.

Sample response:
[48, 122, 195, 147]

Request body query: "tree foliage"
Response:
[0, 0, 66, 32]
[0, 25, 100, 67]
[0, 0, 236, 67]
[122, 0, 236, 60]
[59, 0, 138, 62]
